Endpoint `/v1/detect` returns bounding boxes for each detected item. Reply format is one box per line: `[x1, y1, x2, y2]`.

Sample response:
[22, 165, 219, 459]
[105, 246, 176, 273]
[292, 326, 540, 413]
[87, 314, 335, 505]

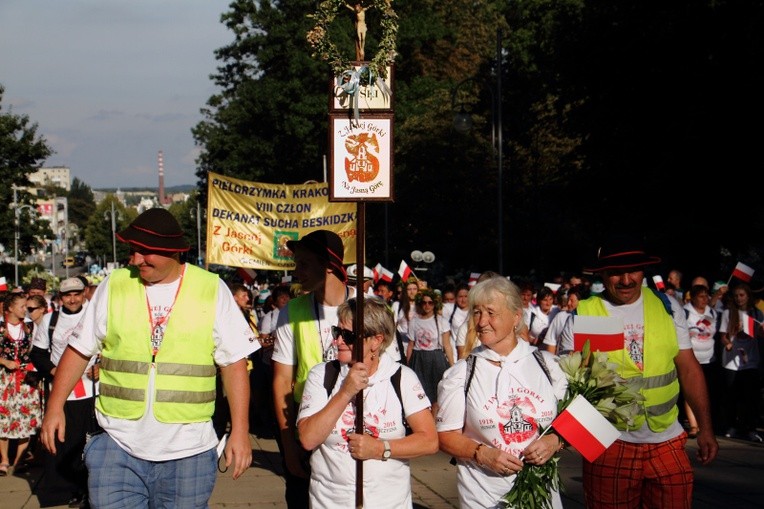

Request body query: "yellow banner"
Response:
[206, 172, 357, 270]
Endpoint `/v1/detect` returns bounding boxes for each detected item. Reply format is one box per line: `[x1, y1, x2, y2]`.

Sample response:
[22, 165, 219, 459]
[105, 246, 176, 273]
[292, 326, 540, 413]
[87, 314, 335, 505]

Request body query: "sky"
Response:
[0, 0, 232, 190]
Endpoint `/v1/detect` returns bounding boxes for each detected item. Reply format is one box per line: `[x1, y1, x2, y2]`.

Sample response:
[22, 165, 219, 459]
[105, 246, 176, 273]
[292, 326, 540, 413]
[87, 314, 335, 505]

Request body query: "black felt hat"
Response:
[117, 208, 190, 253]
[286, 230, 346, 282]
[584, 235, 661, 273]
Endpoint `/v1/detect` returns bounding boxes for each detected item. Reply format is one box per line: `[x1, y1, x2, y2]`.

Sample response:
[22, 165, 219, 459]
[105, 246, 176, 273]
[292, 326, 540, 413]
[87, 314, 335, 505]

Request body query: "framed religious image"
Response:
[330, 63, 394, 112]
[328, 114, 394, 202]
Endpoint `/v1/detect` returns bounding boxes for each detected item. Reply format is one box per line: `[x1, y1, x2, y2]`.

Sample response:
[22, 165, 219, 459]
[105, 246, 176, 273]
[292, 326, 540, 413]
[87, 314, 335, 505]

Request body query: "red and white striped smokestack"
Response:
[158, 150, 166, 205]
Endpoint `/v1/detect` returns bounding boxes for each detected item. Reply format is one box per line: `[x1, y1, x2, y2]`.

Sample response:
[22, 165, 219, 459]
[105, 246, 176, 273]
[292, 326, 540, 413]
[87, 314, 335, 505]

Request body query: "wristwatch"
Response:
[381, 440, 391, 461]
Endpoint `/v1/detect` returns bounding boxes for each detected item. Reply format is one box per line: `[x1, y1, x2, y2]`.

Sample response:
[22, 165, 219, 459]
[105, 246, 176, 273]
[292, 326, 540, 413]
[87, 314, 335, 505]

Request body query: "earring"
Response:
[513, 324, 519, 333]
[371, 352, 376, 360]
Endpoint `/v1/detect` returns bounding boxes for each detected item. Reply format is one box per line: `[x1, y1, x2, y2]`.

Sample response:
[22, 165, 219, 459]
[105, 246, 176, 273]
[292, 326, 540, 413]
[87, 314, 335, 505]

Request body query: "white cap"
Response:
[346, 264, 374, 281]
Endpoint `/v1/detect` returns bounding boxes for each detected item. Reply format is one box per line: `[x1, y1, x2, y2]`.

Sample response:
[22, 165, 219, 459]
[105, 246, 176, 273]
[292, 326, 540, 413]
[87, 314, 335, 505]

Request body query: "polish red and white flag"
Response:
[742, 313, 758, 337]
[236, 268, 257, 285]
[0, 277, 7, 292]
[732, 262, 754, 283]
[380, 266, 394, 282]
[552, 394, 621, 463]
[652, 275, 665, 291]
[373, 263, 382, 282]
[573, 316, 624, 352]
[545, 282, 561, 294]
[398, 260, 414, 281]
[468, 272, 481, 287]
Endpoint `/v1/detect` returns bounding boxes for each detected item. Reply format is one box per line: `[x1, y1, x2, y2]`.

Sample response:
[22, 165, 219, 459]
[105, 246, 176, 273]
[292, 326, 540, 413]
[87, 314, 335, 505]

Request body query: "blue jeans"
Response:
[83, 432, 217, 509]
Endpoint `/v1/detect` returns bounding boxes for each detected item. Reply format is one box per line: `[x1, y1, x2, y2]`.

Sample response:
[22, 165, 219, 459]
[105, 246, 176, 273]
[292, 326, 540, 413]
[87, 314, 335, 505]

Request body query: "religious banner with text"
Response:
[329, 114, 394, 201]
[206, 172, 357, 270]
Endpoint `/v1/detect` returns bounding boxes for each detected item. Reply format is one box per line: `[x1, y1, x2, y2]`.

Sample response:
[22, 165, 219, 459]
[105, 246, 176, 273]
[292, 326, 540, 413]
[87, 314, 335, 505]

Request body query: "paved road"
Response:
[2, 433, 762, 508]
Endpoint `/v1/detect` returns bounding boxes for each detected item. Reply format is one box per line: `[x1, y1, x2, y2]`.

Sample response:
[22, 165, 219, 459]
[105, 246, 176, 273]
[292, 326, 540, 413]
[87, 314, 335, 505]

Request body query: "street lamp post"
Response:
[105, 201, 119, 266]
[196, 202, 203, 266]
[12, 186, 37, 287]
[452, 29, 504, 274]
[411, 250, 436, 276]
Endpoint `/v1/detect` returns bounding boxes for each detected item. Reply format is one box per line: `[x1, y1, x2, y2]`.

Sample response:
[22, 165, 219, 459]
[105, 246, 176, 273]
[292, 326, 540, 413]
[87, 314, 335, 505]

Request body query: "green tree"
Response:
[67, 177, 97, 230]
[168, 192, 205, 265]
[83, 196, 136, 266]
[0, 85, 53, 260]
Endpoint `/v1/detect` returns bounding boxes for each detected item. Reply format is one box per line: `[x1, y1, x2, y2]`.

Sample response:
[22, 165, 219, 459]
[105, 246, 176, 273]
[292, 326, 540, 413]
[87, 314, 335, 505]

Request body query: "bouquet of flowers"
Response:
[500, 341, 645, 509]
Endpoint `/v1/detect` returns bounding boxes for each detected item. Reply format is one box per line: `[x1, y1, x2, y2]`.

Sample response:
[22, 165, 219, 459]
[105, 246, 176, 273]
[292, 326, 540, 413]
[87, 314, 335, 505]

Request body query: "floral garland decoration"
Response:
[306, 0, 399, 82]
[501, 340, 645, 509]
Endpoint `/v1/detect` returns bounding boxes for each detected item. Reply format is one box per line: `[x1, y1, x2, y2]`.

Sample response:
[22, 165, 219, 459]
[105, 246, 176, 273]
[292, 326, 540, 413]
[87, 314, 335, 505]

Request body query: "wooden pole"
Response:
[354, 201, 366, 508]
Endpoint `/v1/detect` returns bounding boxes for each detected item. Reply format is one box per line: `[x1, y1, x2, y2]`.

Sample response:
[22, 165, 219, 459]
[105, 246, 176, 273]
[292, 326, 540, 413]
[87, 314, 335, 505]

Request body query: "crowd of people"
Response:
[1, 220, 762, 508]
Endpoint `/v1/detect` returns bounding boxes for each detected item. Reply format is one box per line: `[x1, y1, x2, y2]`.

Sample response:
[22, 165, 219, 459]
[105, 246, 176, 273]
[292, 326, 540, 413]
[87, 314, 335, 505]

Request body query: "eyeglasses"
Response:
[421, 300, 435, 306]
[331, 326, 357, 345]
[27, 307, 42, 313]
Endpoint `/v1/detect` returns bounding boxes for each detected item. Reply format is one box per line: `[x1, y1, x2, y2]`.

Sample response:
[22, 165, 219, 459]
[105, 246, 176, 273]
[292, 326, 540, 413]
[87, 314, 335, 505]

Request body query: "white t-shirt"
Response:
[259, 308, 280, 336]
[529, 306, 560, 341]
[436, 342, 566, 509]
[683, 303, 717, 364]
[541, 310, 570, 353]
[405, 314, 449, 352]
[558, 291, 691, 443]
[32, 304, 98, 400]
[68, 266, 259, 461]
[297, 353, 430, 509]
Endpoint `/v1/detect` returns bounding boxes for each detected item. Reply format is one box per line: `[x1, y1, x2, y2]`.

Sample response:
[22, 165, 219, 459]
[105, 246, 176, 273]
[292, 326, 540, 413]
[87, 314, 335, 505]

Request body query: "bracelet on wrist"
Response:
[473, 443, 485, 465]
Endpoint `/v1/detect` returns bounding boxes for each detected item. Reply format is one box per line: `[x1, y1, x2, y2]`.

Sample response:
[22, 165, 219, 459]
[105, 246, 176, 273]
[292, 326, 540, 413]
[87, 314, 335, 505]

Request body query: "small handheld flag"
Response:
[380, 266, 394, 282]
[468, 272, 481, 287]
[573, 316, 625, 352]
[398, 260, 415, 281]
[552, 394, 621, 462]
[742, 313, 758, 337]
[652, 275, 665, 291]
[732, 262, 754, 283]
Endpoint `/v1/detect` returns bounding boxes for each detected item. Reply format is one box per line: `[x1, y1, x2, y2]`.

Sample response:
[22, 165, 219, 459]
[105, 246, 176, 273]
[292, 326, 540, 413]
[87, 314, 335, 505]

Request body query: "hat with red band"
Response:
[286, 230, 346, 282]
[117, 208, 190, 253]
[584, 235, 661, 273]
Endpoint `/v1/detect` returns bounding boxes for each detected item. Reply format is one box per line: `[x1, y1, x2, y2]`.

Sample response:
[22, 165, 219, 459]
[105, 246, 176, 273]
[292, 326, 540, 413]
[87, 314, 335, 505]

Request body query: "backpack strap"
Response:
[390, 366, 407, 428]
[324, 361, 409, 431]
[448, 304, 458, 326]
[532, 349, 553, 385]
[464, 354, 477, 396]
[322, 360, 341, 398]
[47, 310, 60, 350]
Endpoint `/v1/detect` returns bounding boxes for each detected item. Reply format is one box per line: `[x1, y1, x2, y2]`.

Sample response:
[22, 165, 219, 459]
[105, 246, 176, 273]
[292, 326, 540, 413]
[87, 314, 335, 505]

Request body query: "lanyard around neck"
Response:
[146, 265, 186, 361]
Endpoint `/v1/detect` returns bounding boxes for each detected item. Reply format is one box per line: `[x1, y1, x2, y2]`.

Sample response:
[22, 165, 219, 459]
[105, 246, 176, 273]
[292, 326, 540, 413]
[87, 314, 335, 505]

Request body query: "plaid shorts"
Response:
[583, 433, 692, 509]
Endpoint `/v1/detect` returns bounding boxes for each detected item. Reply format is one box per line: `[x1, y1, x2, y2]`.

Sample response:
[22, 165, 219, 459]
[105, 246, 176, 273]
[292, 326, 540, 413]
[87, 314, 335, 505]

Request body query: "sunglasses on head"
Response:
[27, 306, 42, 313]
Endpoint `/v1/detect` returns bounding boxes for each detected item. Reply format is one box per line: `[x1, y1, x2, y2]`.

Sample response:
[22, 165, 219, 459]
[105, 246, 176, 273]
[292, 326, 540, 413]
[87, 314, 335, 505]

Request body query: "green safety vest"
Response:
[576, 289, 679, 432]
[97, 265, 218, 423]
[290, 294, 324, 402]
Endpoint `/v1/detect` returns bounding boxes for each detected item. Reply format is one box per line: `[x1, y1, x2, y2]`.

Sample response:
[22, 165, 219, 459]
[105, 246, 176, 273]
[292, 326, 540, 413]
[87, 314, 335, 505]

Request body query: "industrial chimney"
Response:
[158, 150, 166, 205]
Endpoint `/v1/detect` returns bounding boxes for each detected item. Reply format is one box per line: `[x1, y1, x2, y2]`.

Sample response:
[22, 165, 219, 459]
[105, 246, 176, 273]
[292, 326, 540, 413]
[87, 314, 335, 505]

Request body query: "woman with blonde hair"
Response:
[297, 297, 437, 507]
[437, 277, 567, 508]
